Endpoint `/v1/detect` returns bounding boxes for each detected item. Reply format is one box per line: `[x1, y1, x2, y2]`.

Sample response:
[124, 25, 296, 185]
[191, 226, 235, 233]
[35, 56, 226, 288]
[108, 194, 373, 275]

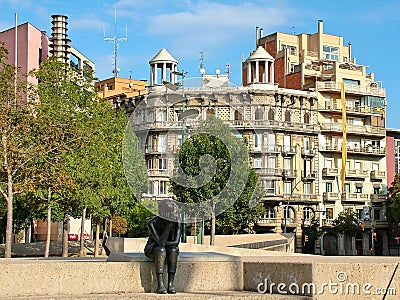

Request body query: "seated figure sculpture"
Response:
[144, 199, 181, 294]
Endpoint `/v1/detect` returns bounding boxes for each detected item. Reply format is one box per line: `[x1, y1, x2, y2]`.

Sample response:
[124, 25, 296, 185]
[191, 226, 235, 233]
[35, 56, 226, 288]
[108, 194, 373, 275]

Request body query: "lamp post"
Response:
[283, 177, 306, 234]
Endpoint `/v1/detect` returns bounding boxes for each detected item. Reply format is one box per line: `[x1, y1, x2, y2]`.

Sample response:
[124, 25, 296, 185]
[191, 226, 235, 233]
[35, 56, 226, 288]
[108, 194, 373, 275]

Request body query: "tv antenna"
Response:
[104, 6, 127, 77]
[199, 51, 205, 75]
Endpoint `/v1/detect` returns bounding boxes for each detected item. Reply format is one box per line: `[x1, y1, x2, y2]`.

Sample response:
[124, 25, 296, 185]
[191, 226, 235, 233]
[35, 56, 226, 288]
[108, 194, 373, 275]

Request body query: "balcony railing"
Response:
[341, 193, 369, 202]
[346, 169, 369, 178]
[285, 194, 318, 202]
[301, 147, 316, 157]
[250, 120, 319, 132]
[370, 194, 387, 202]
[148, 169, 169, 176]
[282, 169, 297, 179]
[256, 218, 279, 227]
[322, 168, 339, 177]
[316, 81, 386, 97]
[320, 103, 385, 116]
[320, 123, 385, 136]
[319, 144, 386, 156]
[281, 218, 297, 226]
[323, 192, 340, 201]
[370, 170, 386, 181]
[301, 171, 317, 181]
[255, 167, 282, 177]
[282, 145, 297, 156]
[322, 219, 334, 227]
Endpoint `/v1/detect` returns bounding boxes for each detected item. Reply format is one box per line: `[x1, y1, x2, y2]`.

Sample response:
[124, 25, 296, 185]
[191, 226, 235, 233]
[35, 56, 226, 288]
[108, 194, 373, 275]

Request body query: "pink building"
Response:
[386, 128, 400, 187]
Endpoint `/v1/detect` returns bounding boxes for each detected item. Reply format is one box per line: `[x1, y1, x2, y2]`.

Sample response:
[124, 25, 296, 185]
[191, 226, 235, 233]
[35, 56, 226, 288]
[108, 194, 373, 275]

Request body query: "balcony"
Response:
[249, 120, 318, 133]
[322, 219, 334, 227]
[282, 169, 297, 179]
[316, 81, 386, 97]
[319, 103, 386, 117]
[345, 169, 369, 179]
[319, 144, 386, 156]
[302, 219, 313, 227]
[282, 145, 297, 156]
[370, 170, 386, 181]
[256, 217, 279, 227]
[286, 194, 319, 203]
[341, 193, 369, 202]
[281, 218, 297, 227]
[148, 169, 169, 177]
[320, 123, 385, 137]
[301, 147, 316, 157]
[255, 167, 282, 177]
[370, 194, 387, 202]
[322, 168, 339, 177]
[323, 192, 340, 202]
[263, 145, 281, 153]
[301, 171, 317, 181]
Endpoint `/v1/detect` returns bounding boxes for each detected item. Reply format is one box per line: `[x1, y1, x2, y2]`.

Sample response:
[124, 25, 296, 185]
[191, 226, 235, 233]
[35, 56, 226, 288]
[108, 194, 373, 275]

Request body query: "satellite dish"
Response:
[163, 81, 178, 91]
[167, 94, 186, 105]
[180, 109, 199, 119]
[200, 68, 206, 75]
[216, 69, 221, 75]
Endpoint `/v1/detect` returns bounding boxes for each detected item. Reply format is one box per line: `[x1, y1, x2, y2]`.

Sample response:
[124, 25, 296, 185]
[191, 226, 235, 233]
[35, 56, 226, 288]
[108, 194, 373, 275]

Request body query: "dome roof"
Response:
[246, 46, 274, 62]
[149, 48, 178, 64]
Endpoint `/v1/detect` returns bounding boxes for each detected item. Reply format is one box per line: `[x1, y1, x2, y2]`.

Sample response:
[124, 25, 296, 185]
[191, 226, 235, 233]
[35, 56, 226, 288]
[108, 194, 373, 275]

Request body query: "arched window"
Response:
[304, 112, 310, 124]
[285, 110, 291, 122]
[234, 110, 243, 120]
[206, 108, 215, 119]
[284, 206, 295, 220]
[303, 207, 313, 220]
[266, 207, 276, 219]
[268, 108, 275, 121]
[255, 109, 263, 120]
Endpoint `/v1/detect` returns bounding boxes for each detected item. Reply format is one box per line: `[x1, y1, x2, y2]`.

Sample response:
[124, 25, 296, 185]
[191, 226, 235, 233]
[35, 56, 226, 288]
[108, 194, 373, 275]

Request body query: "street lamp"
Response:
[283, 177, 306, 234]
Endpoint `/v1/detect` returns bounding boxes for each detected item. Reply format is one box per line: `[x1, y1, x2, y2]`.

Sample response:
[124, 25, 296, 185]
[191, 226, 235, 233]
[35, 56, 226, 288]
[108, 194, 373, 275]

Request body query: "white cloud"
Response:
[68, 15, 105, 32]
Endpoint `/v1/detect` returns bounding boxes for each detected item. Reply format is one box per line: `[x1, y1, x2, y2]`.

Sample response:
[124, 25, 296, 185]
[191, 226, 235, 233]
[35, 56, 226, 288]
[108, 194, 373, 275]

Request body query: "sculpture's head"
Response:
[158, 198, 179, 222]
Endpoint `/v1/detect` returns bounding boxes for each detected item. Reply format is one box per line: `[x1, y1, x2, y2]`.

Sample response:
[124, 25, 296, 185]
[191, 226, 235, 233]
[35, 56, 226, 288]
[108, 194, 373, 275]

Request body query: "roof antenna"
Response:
[291, 26, 296, 35]
[104, 5, 128, 77]
[199, 51, 206, 75]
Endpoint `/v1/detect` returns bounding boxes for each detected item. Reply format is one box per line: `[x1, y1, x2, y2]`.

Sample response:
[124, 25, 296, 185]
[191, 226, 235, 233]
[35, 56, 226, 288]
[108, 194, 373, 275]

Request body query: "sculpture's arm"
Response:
[148, 220, 164, 246]
[165, 223, 181, 247]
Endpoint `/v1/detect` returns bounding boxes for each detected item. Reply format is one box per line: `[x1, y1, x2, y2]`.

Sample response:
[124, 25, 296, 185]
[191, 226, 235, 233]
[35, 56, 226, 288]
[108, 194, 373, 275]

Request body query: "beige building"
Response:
[255, 20, 388, 255]
[132, 48, 318, 253]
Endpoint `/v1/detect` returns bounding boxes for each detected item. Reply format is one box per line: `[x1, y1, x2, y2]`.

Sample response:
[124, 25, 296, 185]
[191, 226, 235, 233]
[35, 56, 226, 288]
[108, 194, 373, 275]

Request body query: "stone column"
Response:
[247, 62, 251, 84]
[255, 60, 259, 83]
[264, 60, 269, 83]
[162, 62, 167, 82]
[270, 62, 274, 83]
[154, 63, 158, 85]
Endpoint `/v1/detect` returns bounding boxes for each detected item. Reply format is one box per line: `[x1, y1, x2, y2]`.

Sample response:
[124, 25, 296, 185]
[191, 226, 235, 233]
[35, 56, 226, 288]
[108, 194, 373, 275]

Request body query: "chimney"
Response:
[256, 26, 259, 47]
[348, 42, 352, 62]
[260, 28, 264, 39]
[318, 20, 323, 34]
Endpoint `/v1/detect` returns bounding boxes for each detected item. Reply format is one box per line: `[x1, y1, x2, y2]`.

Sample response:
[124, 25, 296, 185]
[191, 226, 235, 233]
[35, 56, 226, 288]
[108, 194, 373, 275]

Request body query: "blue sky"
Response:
[0, 0, 399, 128]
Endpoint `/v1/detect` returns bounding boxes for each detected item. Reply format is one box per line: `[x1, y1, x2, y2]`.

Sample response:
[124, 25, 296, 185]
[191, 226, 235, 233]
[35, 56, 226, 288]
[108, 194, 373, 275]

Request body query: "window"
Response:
[325, 159, 333, 168]
[355, 161, 361, 170]
[254, 157, 263, 168]
[265, 181, 276, 195]
[357, 209, 363, 220]
[324, 96, 332, 109]
[158, 134, 167, 152]
[303, 207, 313, 220]
[343, 78, 360, 86]
[255, 109, 263, 120]
[268, 156, 276, 169]
[356, 186, 362, 193]
[304, 160, 311, 177]
[254, 133, 262, 150]
[159, 181, 167, 195]
[323, 45, 339, 61]
[326, 208, 334, 219]
[284, 135, 291, 152]
[344, 183, 350, 193]
[284, 206, 292, 219]
[326, 182, 333, 193]
[284, 181, 292, 194]
[148, 181, 154, 195]
[148, 111, 155, 122]
[374, 187, 380, 194]
[304, 112, 310, 124]
[266, 207, 276, 219]
[374, 209, 381, 221]
[290, 63, 296, 73]
[268, 108, 275, 121]
[206, 108, 215, 119]
[147, 135, 154, 151]
[281, 44, 297, 55]
[343, 56, 348, 63]
[304, 183, 311, 195]
[177, 134, 183, 147]
[157, 109, 167, 122]
[285, 110, 291, 122]
[234, 110, 243, 121]
[284, 158, 291, 171]
[158, 158, 167, 170]
[372, 163, 379, 171]
[267, 133, 276, 151]
[147, 159, 154, 170]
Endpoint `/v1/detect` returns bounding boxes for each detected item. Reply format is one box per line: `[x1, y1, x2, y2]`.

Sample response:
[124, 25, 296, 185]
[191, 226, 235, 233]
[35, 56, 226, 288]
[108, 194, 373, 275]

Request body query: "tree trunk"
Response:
[109, 217, 113, 238]
[79, 207, 86, 257]
[94, 220, 100, 257]
[101, 218, 107, 256]
[62, 208, 69, 257]
[2, 135, 13, 258]
[210, 209, 216, 246]
[44, 194, 52, 258]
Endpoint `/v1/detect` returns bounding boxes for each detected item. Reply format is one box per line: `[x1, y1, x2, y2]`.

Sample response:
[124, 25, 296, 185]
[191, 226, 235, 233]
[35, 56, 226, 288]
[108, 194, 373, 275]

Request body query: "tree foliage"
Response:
[332, 210, 362, 235]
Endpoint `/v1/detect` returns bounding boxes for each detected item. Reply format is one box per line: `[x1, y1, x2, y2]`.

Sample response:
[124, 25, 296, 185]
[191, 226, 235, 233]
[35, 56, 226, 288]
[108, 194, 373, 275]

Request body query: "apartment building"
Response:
[130, 48, 318, 253]
[254, 20, 388, 255]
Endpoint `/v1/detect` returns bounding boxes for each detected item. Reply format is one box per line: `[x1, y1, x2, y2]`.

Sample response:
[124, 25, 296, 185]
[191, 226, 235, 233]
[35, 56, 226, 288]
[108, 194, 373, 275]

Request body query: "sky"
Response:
[0, 0, 399, 128]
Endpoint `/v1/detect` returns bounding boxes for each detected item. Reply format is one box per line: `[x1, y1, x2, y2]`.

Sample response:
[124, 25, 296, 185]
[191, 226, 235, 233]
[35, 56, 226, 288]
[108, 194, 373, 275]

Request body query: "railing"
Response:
[319, 144, 386, 155]
[370, 194, 387, 202]
[316, 81, 386, 97]
[249, 120, 319, 132]
[341, 193, 369, 202]
[370, 170, 386, 180]
[282, 145, 297, 156]
[320, 123, 385, 136]
[301, 171, 317, 180]
[281, 218, 297, 226]
[301, 147, 316, 157]
[322, 168, 339, 177]
[282, 169, 297, 178]
[346, 169, 369, 177]
[323, 192, 340, 201]
[257, 218, 278, 226]
[322, 219, 334, 227]
[320, 103, 385, 115]
[307, 51, 319, 58]
[255, 168, 282, 177]
[148, 169, 169, 176]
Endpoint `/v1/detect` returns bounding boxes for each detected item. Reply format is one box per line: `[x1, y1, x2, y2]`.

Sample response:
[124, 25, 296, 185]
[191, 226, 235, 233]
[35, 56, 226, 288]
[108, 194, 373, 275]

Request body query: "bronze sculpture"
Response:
[144, 199, 181, 294]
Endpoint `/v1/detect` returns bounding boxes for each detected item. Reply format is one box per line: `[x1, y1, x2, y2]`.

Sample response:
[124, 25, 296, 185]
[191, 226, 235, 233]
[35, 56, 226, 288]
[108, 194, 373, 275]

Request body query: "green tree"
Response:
[332, 210, 362, 235]
[388, 173, 400, 223]
[170, 116, 257, 245]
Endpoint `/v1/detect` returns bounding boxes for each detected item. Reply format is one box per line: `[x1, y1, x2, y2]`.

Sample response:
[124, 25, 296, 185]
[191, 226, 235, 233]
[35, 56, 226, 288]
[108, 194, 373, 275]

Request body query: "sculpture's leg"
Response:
[153, 246, 167, 294]
[166, 246, 179, 294]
